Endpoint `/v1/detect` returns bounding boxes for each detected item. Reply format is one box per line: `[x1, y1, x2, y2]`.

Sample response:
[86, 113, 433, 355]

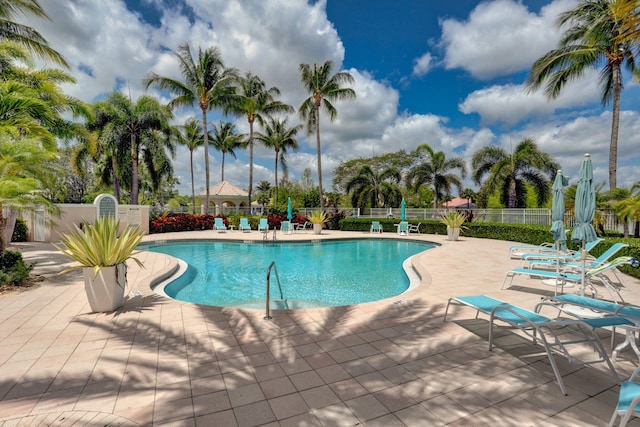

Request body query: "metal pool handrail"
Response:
[264, 261, 283, 320]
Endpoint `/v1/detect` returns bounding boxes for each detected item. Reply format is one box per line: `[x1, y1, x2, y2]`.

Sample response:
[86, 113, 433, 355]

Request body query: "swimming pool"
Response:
[144, 239, 436, 309]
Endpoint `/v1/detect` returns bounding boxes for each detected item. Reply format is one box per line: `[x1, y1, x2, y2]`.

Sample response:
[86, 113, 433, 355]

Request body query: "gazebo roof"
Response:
[198, 181, 248, 197]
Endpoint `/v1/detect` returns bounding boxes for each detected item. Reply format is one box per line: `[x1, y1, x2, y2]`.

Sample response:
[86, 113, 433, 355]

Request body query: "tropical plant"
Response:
[227, 72, 293, 207]
[526, 0, 636, 189]
[54, 216, 144, 276]
[471, 138, 559, 209]
[144, 43, 238, 213]
[173, 117, 204, 213]
[255, 180, 272, 208]
[440, 211, 468, 230]
[308, 210, 328, 225]
[299, 60, 356, 210]
[345, 165, 402, 210]
[406, 144, 467, 209]
[254, 116, 301, 203]
[0, 0, 68, 68]
[210, 121, 244, 181]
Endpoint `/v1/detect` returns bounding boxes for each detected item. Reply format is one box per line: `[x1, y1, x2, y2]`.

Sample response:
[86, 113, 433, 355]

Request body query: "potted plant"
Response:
[54, 216, 145, 312]
[308, 211, 328, 235]
[440, 211, 467, 241]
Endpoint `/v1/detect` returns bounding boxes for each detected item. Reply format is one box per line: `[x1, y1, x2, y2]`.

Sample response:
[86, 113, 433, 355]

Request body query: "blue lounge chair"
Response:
[444, 294, 629, 395]
[258, 218, 268, 233]
[397, 221, 408, 236]
[527, 242, 627, 270]
[214, 217, 227, 232]
[280, 221, 291, 235]
[609, 366, 640, 427]
[239, 217, 251, 232]
[370, 221, 382, 234]
[520, 238, 604, 264]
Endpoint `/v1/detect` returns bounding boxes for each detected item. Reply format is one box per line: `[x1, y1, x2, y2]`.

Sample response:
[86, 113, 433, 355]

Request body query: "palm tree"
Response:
[255, 180, 272, 209]
[526, 0, 636, 189]
[0, 0, 67, 68]
[345, 165, 402, 210]
[210, 121, 244, 182]
[254, 117, 301, 203]
[299, 61, 356, 210]
[174, 117, 204, 213]
[227, 72, 293, 207]
[471, 138, 559, 208]
[406, 144, 467, 209]
[143, 43, 237, 214]
[88, 92, 173, 205]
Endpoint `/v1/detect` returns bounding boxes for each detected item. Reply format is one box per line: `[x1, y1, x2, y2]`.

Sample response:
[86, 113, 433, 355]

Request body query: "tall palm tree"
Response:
[0, 0, 67, 68]
[227, 72, 293, 207]
[254, 117, 301, 203]
[406, 144, 467, 209]
[471, 138, 559, 208]
[210, 121, 244, 182]
[174, 117, 204, 213]
[345, 165, 402, 210]
[299, 61, 356, 210]
[526, 0, 636, 189]
[143, 43, 237, 214]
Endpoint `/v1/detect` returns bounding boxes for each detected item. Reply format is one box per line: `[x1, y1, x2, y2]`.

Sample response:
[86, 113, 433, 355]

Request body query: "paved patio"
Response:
[1, 230, 639, 426]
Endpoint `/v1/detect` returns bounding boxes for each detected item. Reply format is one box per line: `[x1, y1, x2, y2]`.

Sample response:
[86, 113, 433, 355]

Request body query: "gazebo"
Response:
[198, 181, 249, 215]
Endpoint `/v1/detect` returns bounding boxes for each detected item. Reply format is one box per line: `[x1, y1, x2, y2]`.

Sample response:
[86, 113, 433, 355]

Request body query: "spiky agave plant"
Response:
[54, 216, 144, 277]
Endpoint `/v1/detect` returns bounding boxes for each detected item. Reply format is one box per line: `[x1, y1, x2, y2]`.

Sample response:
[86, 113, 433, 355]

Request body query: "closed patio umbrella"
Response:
[550, 170, 568, 294]
[570, 154, 598, 296]
[287, 197, 293, 221]
[400, 199, 406, 221]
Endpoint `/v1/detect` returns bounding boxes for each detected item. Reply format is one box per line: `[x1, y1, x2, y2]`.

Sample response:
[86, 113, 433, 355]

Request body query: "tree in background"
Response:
[173, 117, 204, 213]
[210, 121, 244, 182]
[406, 144, 467, 209]
[471, 138, 558, 209]
[144, 43, 237, 213]
[526, 0, 636, 189]
[345, 165, 402, 210]
[299, 60, 355, 211]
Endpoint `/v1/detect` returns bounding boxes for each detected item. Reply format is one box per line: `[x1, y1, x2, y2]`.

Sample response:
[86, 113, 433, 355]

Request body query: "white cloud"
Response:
[439, 0, 577, 79]
[412, 53, 434, 77]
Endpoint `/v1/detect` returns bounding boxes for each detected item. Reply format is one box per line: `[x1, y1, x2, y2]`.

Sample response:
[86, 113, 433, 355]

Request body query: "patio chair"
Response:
[214, 217, 227, 232]
[509, 241, 562, 259]
[444, 294, 629, 395]
[281, 221, 291, 235]
[519, 238, 604, 265]
[397, 221, 408, 236]
[294, 221, 309, 233]
[609, 366, 640, 427]
[408, 222, 421, 234]
[258, 218, 268, 233]
[526, 242, 627, 270]
[239, 217, 251, 232]
[370, 221, 382, 234]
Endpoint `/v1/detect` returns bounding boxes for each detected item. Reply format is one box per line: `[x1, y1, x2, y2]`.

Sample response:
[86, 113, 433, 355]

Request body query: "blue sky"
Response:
[27, 0, 640, 197]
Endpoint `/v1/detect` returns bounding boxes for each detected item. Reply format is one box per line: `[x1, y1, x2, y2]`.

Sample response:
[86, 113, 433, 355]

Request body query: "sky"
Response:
[22, 0, 640, 197]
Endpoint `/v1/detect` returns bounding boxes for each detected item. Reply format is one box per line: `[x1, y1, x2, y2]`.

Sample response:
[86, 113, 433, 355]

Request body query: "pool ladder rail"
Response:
[264, 261, 284, 320]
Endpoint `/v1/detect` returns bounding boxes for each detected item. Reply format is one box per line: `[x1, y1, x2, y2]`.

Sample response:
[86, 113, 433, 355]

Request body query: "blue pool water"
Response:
[143, 239, 435, 309]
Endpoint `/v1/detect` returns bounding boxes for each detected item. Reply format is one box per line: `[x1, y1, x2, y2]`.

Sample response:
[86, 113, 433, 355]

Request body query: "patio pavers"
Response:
[1, 230, 640, 426]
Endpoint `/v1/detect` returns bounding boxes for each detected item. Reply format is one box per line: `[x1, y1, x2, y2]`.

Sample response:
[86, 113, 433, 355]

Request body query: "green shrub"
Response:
[11, 218, 27, 242]
[0, 250, 33, 287]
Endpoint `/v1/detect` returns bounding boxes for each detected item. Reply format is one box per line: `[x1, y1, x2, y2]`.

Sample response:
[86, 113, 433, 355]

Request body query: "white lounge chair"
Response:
[294, 221, 309, 233]
[408, 222, 421, 234]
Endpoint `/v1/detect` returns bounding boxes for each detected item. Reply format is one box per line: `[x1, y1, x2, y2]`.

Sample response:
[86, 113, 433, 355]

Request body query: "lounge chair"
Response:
[214, 217, 227, 232]
[444, 294, 629, 395]
[258, 218, 268, 233]
[527, 242, 627, 270]
[397, 221, 408, 236]
[294, 221, 309, 233]
[408, 222, 421, 234]
[239, 217, 251, 232]
[520, 238, 604, 265]
[281, 221, 291, 235]
[370, 221, 382, 234]
[509, 241, 562, 259]
[609, 366, 640, 427]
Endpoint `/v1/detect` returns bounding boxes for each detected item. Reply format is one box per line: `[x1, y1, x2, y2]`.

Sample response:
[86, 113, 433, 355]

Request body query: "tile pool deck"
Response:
[1, 230, 640, 426]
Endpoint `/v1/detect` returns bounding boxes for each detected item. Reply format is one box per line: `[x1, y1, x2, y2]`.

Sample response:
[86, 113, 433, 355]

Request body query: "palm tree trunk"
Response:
[248, 117, 254, 208]
[315, 105, 324, 211]
[112, 154, 121, 202]
[609, 63, 622, 189]
[274, 151, 279, 203]
[190, 150, 195, 214]
[131, 134, 139, 205]
[202, 109, 210, 215]
[221, 152, 226, 181]
[508, 178, 517, 208]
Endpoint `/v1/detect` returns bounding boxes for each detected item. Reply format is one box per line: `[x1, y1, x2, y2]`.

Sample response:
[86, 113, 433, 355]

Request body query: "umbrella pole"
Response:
[555, 240, 560, 296]
[580, 240, 586, 296]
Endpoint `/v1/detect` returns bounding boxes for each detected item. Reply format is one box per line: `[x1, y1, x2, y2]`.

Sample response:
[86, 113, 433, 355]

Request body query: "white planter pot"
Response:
[312, 224, 322, 235]
[83, 263, 127, 312]
[447, 227, 460, 241]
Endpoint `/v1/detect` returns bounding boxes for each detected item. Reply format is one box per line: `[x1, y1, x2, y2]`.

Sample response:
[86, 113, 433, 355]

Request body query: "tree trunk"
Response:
[508, 178, 517, 208]
[190, 149, 195, 214]
[609, 63, 622, 189]
[202, 108, 210, 215]
[130, 134, 139, 205]
[274, 150, 279, 204]
[221, 152, 226, 181]
[247, 116, 255, 208]
[315, 105, 324, 211]
[112, 154, 121, 202]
